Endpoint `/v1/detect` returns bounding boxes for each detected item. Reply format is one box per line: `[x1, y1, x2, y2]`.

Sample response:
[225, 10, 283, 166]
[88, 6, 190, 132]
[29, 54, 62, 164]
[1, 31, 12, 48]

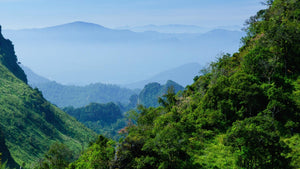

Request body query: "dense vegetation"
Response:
[0, 25, 96, 168]
[0, 128, 18, 168]
[72, 0, 300, 168]
[138, 80, 184, 108]
[69, 135, 116, 169]
[64, 102, 122, 124]
[63, 103, 126, 140]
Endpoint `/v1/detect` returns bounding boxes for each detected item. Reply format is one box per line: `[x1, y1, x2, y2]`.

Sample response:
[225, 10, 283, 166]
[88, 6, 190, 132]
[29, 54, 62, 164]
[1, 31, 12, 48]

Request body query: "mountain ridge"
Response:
[2, 21, 243, 85]
[124, 62, 202, 89]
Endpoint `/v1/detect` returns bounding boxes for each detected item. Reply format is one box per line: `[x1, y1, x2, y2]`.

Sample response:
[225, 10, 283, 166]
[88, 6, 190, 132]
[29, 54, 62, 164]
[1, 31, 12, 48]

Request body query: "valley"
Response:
[0, 0, 299, 168]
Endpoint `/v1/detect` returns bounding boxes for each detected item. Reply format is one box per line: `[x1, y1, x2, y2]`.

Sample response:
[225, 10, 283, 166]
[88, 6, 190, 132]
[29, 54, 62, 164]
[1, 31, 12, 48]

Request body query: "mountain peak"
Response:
[44, 21, 108, 31]
[68, 21, 102, 27]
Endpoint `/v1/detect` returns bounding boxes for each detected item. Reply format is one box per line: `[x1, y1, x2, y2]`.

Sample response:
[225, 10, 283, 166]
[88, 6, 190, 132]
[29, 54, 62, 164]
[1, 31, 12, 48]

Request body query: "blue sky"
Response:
[0, 0, 264, 29]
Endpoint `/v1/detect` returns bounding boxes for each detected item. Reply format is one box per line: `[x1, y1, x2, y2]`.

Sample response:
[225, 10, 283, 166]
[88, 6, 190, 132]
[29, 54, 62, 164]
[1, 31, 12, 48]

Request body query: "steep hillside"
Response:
[0, 25, 27, 84]
[20, 65, 51, 85]
[0, 26, 96, 168]
[0, 128, 18, 168]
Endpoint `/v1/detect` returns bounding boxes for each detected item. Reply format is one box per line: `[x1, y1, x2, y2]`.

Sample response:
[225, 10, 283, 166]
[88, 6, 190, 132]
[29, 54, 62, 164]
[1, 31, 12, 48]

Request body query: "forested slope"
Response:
[0, 25, 96, 168]
[0, 128, 18, 168]
[70, 0, 300, 168]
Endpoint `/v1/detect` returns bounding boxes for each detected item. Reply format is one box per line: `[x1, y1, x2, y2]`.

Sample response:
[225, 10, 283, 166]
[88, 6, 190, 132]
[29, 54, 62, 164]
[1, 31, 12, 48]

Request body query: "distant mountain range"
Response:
[22, 65, 138, 108]
[3, 21, 244, 85]
[21, 65, 51, 84]
[22, 64, 188, 108]
[124, 62, 202, 89]
[117, 24, 242, 34]
[117, 24, 211, 34]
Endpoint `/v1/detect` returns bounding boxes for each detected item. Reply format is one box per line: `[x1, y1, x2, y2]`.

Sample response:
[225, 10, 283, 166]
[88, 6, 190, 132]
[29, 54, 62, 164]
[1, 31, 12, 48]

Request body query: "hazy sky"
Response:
[0, 0, 264, 29]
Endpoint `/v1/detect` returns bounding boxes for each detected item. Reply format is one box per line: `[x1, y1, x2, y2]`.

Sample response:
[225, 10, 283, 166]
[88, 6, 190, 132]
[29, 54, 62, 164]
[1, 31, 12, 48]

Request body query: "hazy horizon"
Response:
[3, 23, 244, 85]
[0, 0, 264, 30]
[0, 0, 266, 86]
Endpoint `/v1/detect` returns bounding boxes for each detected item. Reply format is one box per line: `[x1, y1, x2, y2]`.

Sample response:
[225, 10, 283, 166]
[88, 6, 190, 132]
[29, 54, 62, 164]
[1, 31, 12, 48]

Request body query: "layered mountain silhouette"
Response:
[21, 62, 198, 107]
[3, 21, 244, 85]
[124, 62, 202, 89]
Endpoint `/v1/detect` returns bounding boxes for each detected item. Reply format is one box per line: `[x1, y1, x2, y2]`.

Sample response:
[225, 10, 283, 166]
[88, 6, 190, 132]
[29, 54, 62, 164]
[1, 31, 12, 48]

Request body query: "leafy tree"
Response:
[158, 86, 177, 110]
[226, 116, 291, 168]
[283, 134, 300, 168]
[69, 135, 115, 169]
[38, 142, 74, 169]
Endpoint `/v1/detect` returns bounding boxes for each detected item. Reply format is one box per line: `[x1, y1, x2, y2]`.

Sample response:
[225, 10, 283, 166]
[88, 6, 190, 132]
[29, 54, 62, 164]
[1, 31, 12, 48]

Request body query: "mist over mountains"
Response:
[124, 62, 202, 89]
[117, 24, 242, 34]
[21, 63, 195, 107]
[117, 24, 211, 34]
[3, 21, 244, 85]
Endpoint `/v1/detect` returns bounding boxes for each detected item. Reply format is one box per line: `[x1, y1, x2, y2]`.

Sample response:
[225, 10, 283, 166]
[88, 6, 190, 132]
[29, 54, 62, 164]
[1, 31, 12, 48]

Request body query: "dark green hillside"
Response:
[63, 103, 126, 140]
[0, 26, 96, 167]
[72, 1, 300, 168]
[0, 25, 27, 84]
[0, 128, 19, 168]
[64, 102, 122, 124]
[138, 80, 184, 108]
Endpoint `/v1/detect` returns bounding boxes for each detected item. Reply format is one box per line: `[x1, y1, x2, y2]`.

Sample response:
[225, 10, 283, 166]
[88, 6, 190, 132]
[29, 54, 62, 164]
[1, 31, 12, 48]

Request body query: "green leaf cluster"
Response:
[68, 135, 115, 169]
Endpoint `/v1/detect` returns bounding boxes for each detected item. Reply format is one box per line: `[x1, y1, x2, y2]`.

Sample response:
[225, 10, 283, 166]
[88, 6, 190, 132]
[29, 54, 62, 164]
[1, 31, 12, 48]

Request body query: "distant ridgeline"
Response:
[22, 65, 185, 110]
[26, 80, 138, 108]
[0, 25, 96, 168]
[22, 64, 189, 109]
